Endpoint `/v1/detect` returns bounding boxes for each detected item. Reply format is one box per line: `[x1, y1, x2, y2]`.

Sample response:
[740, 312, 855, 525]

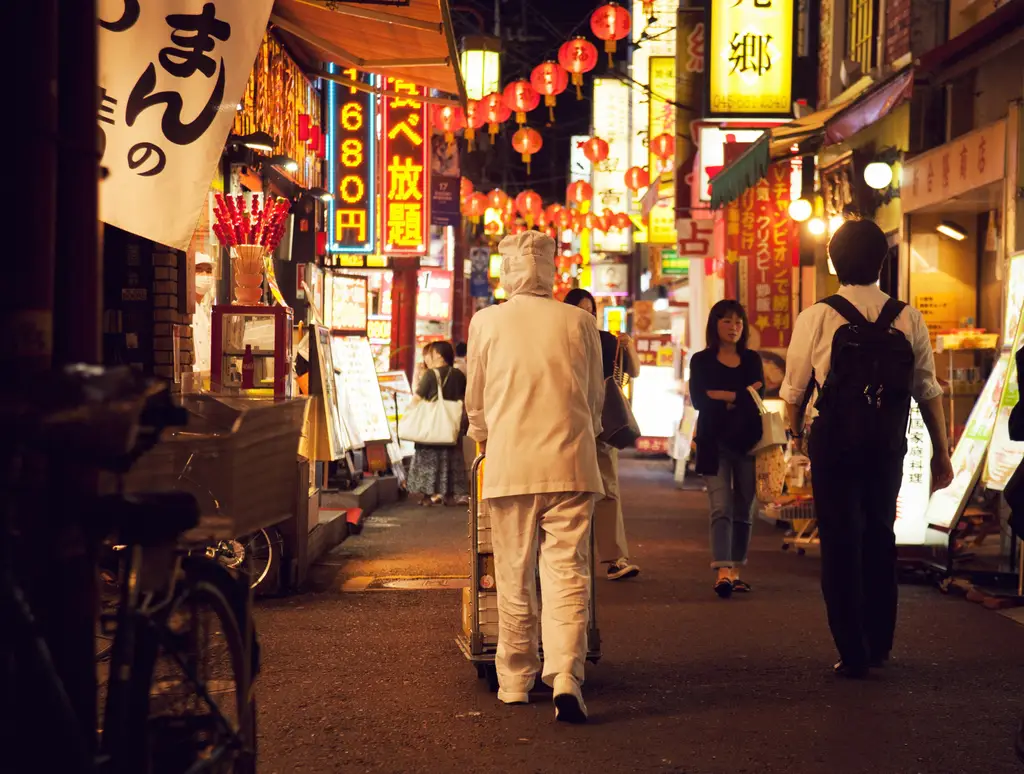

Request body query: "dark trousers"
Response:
[810, 438, 904, 666]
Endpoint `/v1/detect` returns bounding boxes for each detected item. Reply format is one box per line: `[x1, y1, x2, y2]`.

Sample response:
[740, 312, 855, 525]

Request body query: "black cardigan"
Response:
[688, 348, 765, 475]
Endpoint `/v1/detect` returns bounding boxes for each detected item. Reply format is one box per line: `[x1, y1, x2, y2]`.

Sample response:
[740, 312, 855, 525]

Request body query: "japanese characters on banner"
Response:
[732, 163, 793, 348]
[329, 67, 377, 254]
[648, 57, 677, 245]
[592, 79, 632, 254]
[98, 0, 275, 250]
[894, 401, 934, 545]
[902, 119, 1007, 212]
[382, 79, 430, 255]
[676, 218, 717, 276]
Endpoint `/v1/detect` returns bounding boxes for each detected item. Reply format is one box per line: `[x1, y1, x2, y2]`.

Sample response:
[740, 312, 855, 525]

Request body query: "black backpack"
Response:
[813, 295, 915, 456]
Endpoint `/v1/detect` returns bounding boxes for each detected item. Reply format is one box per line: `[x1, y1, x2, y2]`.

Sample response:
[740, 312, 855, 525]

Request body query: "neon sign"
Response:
[381, 78, 429, 256]
[327, 66, 377, 256]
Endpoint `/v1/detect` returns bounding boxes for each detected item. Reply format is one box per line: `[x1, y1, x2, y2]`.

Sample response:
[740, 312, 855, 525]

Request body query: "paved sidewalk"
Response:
[255, 458, 1024, 774]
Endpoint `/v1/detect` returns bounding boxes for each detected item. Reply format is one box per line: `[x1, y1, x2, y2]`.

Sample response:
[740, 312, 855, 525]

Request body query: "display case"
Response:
[210, 304, 294, 399]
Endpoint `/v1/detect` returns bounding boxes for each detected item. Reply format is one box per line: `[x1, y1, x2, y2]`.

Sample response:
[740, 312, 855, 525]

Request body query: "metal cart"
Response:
[455, 454, 601, 692]
[764, 497, 818, 556]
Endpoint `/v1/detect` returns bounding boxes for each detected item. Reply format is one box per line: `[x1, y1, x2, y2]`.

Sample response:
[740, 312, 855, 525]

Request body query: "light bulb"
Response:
[863, 161, 893, 190]
[829, 215, 845, 234]
[808, 217, 826, 236]
[788, 198, 812, 222]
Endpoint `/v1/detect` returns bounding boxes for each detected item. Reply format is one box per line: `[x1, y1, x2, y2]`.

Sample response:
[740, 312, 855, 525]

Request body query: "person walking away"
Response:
[454, 341, 468, 373]
[466, 231, 604, 723]
[563, 288, 641, 580]
[781, 219, 953, 678]
[688, 300, 765, 598]
[407, 341, 469, 507]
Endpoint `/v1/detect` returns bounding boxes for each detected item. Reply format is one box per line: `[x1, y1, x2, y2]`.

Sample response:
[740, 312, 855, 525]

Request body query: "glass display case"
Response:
[210, 304, 294, 399]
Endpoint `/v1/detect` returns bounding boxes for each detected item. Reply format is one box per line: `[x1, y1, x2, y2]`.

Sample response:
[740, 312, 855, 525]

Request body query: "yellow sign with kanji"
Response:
[382, 79, 429, 255]
[329, 67, 377, 254]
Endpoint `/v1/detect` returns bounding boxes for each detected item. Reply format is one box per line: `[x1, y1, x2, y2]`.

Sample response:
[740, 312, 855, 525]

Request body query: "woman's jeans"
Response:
[704, 449, 756, 569]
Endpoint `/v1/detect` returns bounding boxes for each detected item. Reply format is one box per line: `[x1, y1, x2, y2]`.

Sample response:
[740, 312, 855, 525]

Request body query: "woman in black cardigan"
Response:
[688, 300, 765, 598]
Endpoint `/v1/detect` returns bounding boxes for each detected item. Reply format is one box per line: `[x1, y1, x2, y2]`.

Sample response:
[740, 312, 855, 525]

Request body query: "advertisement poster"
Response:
[926, 353, 1009, 532]
[430, 135, 460, 227]
[331, 336, 392, 445]
[470, 247, 491, 298]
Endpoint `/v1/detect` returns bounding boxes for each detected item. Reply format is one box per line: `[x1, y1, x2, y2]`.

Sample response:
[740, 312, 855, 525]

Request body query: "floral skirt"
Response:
[407, 444, 468, 497]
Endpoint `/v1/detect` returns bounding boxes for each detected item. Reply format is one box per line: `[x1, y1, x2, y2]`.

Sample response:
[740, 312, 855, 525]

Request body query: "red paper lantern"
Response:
[464, 99, 487, 149]
[556, 208, 575, 230]
[624, 166, 651, 192]
[613, 212, 632, 230]
[545, 203, 564, 222]
[590, 4, 632, 65]
[651, 132, 676, 171]
[298, 114, 310, 142]
[483, 92, 511, 140]
[487, 189, 509, 211]
[558, 37, 599, 100]
[567, 180, 593, 206]
[431, 104, 465, 145]
[515, 190, 543, 221]
[309, 124, 321, 149]
[581, 212, 601, 232]
[463, 192, 487, 219]
[512, 127, 543, 174]
[582, 137, 610, 165]
[545, 227, 559, 240]
[503, 81, 540, 126]
[531, 61, 570, 122]
[460, 177, 475, 198]
[317, 130, 327, 159]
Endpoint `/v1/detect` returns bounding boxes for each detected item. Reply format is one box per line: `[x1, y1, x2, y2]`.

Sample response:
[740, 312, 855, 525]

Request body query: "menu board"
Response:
[378, 371, 416, 460]
[895, 402, 935, 546]
[313, 326, 353, 459]
[984, 253, 1024, 490]
[926, 352, 1010, 532]
[326, 274, 368, 334]
[331, 336, 391, 444]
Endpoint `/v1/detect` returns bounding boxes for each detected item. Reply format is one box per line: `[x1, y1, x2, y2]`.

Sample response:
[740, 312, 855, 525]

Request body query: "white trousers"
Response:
[594, 442, 629, 563]
[486, 491, 595, 693]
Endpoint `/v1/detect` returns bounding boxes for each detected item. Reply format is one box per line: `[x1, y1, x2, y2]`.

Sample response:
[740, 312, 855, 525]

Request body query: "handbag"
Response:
[746, 386, 788, 503]
[599, 340, 641, 450]
[747, 386, 788, 454]
[401, 369, 463, 446]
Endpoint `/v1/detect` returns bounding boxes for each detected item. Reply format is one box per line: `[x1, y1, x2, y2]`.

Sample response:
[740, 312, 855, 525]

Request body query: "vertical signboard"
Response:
[707, 0, 795, 117]
[382, 79, 429, 255]
[592, 79, 632, 254]
[328, 67, 377, 255]
[895, 401, 933, 545]
[430, 134, 461, 228]
[648, 57, 677, 245]
[569, 134, 593, 183]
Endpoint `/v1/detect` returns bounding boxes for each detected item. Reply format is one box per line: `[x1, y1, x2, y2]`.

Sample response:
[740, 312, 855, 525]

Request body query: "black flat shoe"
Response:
[833, 660, 868, 679]
[868, 653, 890, 669]
[731, 579, 752, 593]
[714, 578, 733, 598]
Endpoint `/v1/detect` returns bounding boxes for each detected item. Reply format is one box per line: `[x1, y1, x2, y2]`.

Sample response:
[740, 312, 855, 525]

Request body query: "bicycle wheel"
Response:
[129, 560, 256, 774]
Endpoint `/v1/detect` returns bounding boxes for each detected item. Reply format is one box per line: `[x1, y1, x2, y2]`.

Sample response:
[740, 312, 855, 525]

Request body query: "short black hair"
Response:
[705, 299, 750, 352]
[455, 342, 467, 357]
[828, 219, 889, 286]
[432, 340, 455, 366]
[563, 288, 597, 316]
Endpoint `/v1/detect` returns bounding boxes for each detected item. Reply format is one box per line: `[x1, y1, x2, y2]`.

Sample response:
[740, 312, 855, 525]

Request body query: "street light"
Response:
[460, 35, 502, 101]
[863, 161, 894, 190]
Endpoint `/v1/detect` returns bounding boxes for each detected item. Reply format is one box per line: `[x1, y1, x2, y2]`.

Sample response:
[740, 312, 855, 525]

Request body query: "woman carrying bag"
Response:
[688, 300, 765, 598]
[406, 341, 469, 506]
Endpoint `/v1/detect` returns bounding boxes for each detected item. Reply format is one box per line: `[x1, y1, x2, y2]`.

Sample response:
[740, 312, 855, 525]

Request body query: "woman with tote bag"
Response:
[406, 342, 469, 506]
[688, 300, 765, 598]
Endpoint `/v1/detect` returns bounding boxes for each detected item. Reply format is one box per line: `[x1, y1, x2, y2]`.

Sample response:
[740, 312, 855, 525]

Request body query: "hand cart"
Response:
[762, 497, 818, 555]
[455, 454, 601, 692]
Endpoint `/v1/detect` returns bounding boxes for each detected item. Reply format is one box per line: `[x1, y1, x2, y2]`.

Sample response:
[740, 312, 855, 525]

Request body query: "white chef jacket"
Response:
[780, 283, 943, 407]
[466, 231, 606, 499]
[192, 294, 213, 375]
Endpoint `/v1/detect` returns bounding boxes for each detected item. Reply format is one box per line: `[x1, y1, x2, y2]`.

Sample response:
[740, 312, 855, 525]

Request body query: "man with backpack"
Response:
[781, 219, 954, 678]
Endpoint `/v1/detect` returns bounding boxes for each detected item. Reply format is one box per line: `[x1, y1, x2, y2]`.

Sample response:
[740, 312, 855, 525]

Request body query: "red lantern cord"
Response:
[591, 3, 632, 66]
[531, 61, 570, 123]
[558, 37, 599, 100]
[582, 136, 610, 166]
[512, 127, 543, 174]
[502, 81, 541, 126]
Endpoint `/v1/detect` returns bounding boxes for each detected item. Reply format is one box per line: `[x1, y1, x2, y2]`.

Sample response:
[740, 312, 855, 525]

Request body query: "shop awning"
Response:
[916, 0, 1024, 77]
[270, 0, 465, 101]
[824, 68, 913, 145]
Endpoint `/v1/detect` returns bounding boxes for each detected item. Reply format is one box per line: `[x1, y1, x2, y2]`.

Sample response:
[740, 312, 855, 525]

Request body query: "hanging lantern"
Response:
[464, 99, 487, 149]
[431, 104, 465, 145]
[460, 34, 502, 101]
[530, 61, 569, 123]
[558, 37, 599, 100]
[298, 114, 311, 143]
[502, 81, 540, 126]
[512, 127, 543, 174]
[462, 192, 488, 220]
[460, 177, 475, 198]
[515, 190, 543, 225]
[567, 180, 593, 206]
[624, 166, 651, 192]
[613, 212, 632, 230]
[556, 208, 575, 231]
[642, 1, 655, 17]
[590, 3, 632, 66]
[582, 137, 610, 166]
[581, 212, 601, 232]
[545, 226, 559, 240]
[482, 92, 511, 140]
[651, 132, 676, 171]
[545, 203, 564, 223]
[487, 188, 509, 211]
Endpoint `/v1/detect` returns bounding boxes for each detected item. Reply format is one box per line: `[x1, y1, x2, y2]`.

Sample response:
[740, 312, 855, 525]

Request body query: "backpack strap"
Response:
[820, 295, 871, 327]
[875, 298, 907, 330]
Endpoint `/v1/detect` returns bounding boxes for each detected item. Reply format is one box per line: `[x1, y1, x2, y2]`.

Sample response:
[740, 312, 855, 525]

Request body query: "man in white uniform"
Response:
[466, 231, 605, 723]
[192, 252, 215, 377]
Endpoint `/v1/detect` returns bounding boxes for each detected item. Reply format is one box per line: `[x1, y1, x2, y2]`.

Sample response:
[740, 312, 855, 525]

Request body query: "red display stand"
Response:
[210, 304, 294, 399]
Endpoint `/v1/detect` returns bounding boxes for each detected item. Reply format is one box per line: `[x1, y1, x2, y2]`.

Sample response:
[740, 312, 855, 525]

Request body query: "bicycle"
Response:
[2, 366, 257, 774]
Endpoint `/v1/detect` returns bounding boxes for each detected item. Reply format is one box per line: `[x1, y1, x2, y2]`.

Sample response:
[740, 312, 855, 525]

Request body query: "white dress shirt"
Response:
[780, 283, 943, 407]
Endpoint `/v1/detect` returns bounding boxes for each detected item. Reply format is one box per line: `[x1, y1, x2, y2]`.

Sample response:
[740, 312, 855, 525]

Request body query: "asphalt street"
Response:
[254, 458, 1024, 774]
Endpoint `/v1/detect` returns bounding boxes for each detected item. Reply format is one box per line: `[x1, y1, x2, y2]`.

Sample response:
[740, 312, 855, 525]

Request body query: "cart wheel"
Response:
[484, 664, 499, 693]
[797, 548, 806, 557]
[781, 542, 791, 551]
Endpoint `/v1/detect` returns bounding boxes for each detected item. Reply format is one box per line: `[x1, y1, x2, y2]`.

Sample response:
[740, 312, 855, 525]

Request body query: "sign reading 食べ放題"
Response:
[98, 0, 275, 250]
[707, 0, 794, 117]
[382, 79, 430, 256]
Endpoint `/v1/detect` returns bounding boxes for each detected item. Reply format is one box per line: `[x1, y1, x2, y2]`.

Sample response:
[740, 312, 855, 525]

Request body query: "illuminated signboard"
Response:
[592, 79, 632, 254]
[417, 270, 453, 321]
[648, 57, 677, 245]
[697, 125, 767, 202]
[328, 66, 377, 254]
[382, 79, 429, 255]
[707, 0, 795, 117]
[326, 274, 369, 334]
[569, 134, 592, 183]
[367, 316, 392, 343]
[330, 254, 391, 269]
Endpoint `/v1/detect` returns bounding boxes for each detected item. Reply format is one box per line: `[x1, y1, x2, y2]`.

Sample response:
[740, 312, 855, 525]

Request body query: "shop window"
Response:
[846, 0, 878, 75]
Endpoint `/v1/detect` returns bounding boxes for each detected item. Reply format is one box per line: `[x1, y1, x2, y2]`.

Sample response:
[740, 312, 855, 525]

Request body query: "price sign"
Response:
[328, 67, 377, 254]
[382, 79, 429, 256]
[326, 274, 368, 334]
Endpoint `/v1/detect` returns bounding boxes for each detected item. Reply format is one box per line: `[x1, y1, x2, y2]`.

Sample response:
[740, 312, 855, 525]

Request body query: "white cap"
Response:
[195, 251, 214, 268]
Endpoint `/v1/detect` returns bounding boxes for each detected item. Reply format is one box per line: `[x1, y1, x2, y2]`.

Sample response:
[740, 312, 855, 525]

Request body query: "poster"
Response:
[326, 274, 368, 334]
[417, 270, 454, 320]
[378, 371, 416, 460]
[98, 0, 275, 249]
[470, 247, 491, 298]
[926, 353, 1010, 532]
[430, 135, 460, 227]
[331, 336, 392, 445]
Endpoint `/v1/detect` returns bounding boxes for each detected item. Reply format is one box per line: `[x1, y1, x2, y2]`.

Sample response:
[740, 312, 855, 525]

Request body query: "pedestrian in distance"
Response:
[688, 300, 765, 598]
[563, 288, 641, 582]
[781, 218, 953, 678]
[465, 231, 605, 724]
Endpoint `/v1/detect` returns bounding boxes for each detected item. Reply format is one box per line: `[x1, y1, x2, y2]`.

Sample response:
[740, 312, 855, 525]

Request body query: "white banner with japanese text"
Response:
[98, 0, 274, 250]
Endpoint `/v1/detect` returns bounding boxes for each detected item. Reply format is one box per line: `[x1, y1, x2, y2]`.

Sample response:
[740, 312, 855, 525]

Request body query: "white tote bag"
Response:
[401, 369, 463, 446]
[747, 386, 789, 503]
[747, 386, 788, 453]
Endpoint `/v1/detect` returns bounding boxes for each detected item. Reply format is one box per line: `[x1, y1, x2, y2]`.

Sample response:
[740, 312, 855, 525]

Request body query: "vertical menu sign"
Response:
[328, 67, 377, 256]
[382, 79, 429, 256]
